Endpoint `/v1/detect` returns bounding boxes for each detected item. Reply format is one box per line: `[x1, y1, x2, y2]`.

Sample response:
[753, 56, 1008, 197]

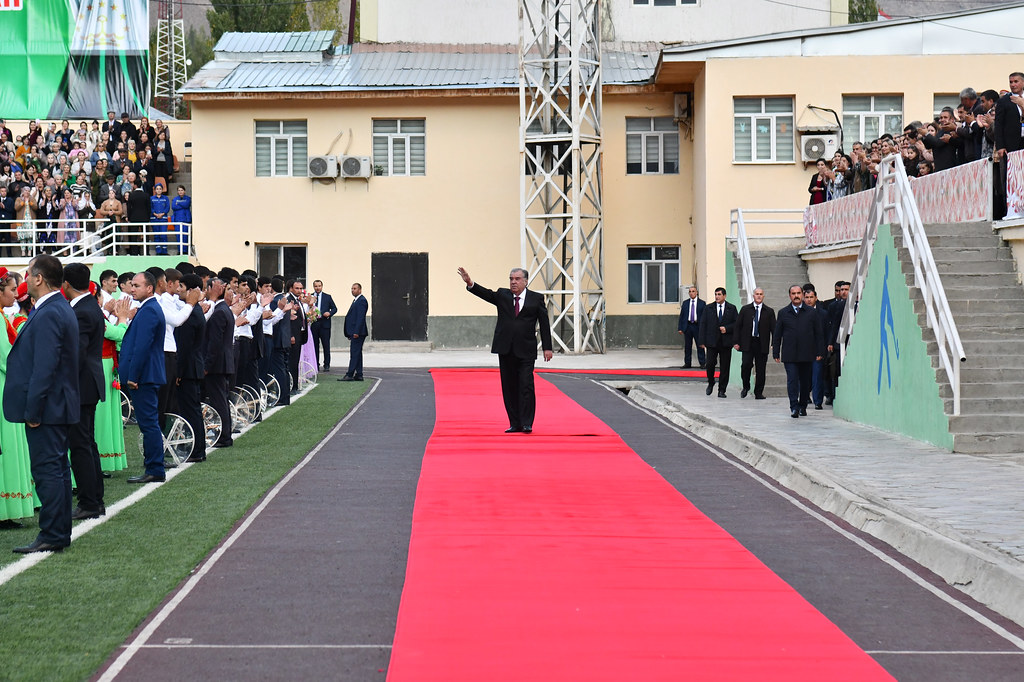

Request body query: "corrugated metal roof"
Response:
[214, 31, 335, 56]
[184, 48, 654, 94]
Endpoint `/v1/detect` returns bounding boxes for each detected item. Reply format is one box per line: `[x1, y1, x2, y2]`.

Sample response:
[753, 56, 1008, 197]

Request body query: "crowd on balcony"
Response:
[0, 112, 191, 256]
[809, 77, 1024, 211]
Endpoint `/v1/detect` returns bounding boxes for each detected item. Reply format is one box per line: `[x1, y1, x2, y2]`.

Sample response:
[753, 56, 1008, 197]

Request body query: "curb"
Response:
[628, 384, 1024, 628]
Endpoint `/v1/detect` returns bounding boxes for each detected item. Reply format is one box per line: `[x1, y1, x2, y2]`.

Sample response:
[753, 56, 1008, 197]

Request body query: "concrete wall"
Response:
[833, 224, 952, 449]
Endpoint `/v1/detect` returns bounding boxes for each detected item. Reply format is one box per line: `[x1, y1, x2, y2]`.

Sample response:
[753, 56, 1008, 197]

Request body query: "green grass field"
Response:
[0, 379, 369, 681]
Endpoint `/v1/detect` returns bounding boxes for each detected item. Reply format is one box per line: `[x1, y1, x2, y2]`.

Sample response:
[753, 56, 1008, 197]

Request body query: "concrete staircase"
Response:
[895, 221, 1024, 454]
[730, 238, 810, 398]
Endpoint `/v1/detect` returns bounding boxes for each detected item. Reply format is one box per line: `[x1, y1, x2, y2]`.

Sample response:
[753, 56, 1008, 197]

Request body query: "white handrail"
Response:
[728, 208, 757, 304]
[0, 219, 193, 259]
[838, 154, 966, 415]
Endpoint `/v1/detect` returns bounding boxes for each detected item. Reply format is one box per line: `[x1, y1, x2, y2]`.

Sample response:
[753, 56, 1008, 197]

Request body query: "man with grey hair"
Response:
[732, 287, 775, 400]
[458, 266, 553, 433]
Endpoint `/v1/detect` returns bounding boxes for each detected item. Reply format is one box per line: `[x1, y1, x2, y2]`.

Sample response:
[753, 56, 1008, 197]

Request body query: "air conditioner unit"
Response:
[340, 155, 372, 178]
[308, 155, 338, 178]
[799, 133, 840, 162]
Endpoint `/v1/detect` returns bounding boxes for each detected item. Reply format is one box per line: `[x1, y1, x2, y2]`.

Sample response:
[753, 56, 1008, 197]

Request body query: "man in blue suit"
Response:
[4, 255, 80, 553]
[677, 286, 706, 369]
[119, 271, 167, 482]
[339, 283, 368, 382]
[773, 284, 825, 418]
[310, 279, 338, 372]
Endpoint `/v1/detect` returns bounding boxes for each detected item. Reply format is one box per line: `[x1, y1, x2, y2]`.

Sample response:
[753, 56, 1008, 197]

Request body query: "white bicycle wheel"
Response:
[137, 413, 195, 467]
[299, 360, 318, 391]
[229, 389, 252, 432]
[264, 375, 281, 408]
[239, 384, 262, 421]
[256, 379, 269, 414]
[121, 390, 135, 426]
[201, 402, 221, 448]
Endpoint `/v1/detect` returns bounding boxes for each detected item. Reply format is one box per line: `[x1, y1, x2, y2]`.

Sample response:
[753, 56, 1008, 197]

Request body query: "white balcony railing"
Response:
[0, 219, 193, 259]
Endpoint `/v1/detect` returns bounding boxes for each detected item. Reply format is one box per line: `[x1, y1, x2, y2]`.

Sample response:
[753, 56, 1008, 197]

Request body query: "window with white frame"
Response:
[627, 246, 680, 304]
[626, 117, 679, 174]
[733, 97, 794, 163]
[254, 121, 308, 177]
[372, 119, 426, 176]
[255, 243, 307, 281]
[933, 94, 960, 120]
[842, 95, 903, 143]
[633, 0, 698, 6]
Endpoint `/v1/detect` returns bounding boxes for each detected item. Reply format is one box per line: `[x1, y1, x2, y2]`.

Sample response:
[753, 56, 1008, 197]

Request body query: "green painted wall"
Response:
[833, 224, 953, 449]
[93, 255, 185, 278]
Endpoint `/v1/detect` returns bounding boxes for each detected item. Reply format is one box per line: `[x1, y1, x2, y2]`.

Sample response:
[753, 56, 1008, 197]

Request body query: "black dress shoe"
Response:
[799, 407, 808, 416]
[0, 519, 25, 529]
[706, 385, 714, 396]
[71, 506, 102, 521]
[718, 391, 727, 398]
[184, 455, 207, 463]
[339, 375, 355, 382]
[754, 395, 766, 400]
[682, 364, 692, 369]
[127, 474, 165, 484]
[791, 410, 800, 418]
[824, 397, 833, 406]
[740, 389, 748, 398]
[13, 539, 66, 554]
[354, 376, 363, 381]
[102, 472, 112, 479]
[213, 441, 233, 448]
[504, 427, 522, 433]
[814, 404, 823, 410]
[522, 427, 532, 433]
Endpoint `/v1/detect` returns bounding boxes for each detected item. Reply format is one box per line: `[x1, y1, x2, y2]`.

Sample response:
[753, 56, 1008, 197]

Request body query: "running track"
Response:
[96, 369, 1024, 681]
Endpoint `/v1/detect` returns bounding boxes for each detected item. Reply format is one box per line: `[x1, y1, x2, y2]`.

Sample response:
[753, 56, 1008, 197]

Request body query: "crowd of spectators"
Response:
[0, 112, 190, 256]
[808, 80, 1024, 210]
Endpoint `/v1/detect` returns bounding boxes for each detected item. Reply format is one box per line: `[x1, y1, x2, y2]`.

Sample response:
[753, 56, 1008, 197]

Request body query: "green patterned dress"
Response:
[0, 312, 34, 520]
[96, 321, 128, 472]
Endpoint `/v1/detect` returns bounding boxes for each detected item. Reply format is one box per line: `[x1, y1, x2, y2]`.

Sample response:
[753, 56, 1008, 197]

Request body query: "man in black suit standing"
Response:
[339, 283, 368, 382]
[677, 285, 705, 369]
[773, 284, 825, 418]
[4, 255, 80, 553]
[285, 279, 309, 394]
[698, 287, 738, 398]
[994, 72, 1024, 220]
[269, 279, 293, 406]
[174, 274, 207, 462]
[203, 277, 235, 448]
[310, 279, 338, 372]
[63, 264, 106, 520]
[732, 287, 775, 400]
[458, 266, 553, 433]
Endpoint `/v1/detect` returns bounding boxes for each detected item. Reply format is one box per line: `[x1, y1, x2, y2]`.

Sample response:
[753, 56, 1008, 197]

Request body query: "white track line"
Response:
[596, 380, 1024, 652]
[0, 384, 321, 588]
[97, 379, 380, 681]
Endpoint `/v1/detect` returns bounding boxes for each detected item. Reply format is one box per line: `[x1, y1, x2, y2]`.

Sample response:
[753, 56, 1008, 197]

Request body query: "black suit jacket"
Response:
[288, 294, 309, 345]
[203, 301, 236, 375]
[312, 292, 338, 329]
[677, 297, 706, 332]
[3, 292, 80, 425]
[994, 93, 1024, 155]
[923, 131, 963, 172]
[271, 293, 291, 349]
[72, 294, 106, 406]
[468, 283, 552, 360]
[174, 304, 207, 379]
[733, 302, 776, 354]
[697, 300, 738, 350]
[772, 304, 825, 363]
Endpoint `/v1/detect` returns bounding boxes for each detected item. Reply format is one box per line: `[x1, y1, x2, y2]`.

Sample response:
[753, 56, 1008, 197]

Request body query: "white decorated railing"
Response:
[0, 219, 193, 259]
[1006, 149, 1024, 220]
[804, 190, 876, 247]
[838, 155, 966, 415]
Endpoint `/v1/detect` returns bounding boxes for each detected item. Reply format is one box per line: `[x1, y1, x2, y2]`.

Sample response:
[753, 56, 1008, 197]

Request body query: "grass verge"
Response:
[0, 379, 369, 681]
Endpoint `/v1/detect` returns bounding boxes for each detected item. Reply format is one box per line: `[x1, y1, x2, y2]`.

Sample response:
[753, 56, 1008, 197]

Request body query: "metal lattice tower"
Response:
[155, 0, 187, 118]
[519, 0, 604, 354]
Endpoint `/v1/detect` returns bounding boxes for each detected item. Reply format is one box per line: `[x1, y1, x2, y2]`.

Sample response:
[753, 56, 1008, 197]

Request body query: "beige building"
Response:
[182, 3, 1024, 349]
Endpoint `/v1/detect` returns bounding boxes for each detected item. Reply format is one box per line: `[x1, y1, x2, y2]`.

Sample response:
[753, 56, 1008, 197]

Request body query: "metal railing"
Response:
[728, 208, 804, 303]
[837, 154, 966, 415]
[0, 219, 193, 259]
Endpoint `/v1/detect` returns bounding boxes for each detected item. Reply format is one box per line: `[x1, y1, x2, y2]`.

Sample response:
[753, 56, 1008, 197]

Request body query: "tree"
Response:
[849, 0, 879, 24]
[185, 27, 215, 80]
[207, 0, 295, 43]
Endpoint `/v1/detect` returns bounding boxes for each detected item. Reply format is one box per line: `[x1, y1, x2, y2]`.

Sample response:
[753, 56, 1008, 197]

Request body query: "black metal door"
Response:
[370, 252, 428, 341]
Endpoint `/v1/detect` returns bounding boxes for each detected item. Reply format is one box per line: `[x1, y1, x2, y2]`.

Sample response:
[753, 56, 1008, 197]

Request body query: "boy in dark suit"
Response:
[457, 266, 553, 433]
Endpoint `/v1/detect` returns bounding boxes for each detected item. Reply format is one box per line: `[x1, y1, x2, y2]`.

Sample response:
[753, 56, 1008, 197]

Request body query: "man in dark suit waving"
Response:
[458, 266, 553, 433]
[339, 283, 368, 382]
[732, 287, 775, 400]
[310, 279, 338, 372]
[63, 264, 107, 520]
[773, 284, 825, 418]
[698, 287, 738, 398]
[4, 255, 80, 553]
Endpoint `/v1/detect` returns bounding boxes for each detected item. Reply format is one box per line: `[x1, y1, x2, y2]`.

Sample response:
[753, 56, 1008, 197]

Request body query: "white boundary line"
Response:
[593, 380, 1024, 653]
[97, 378, 380, 681]
[0, 383, 321, 588]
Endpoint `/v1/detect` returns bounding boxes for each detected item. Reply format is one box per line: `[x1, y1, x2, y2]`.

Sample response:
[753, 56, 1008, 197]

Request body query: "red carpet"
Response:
[387, 369, 893, 681]
[537, 367, 708, 377]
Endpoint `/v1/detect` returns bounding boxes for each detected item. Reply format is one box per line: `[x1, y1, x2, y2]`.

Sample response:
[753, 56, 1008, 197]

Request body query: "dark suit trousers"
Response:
[288, 341, 301, 391]
[177, 378, 205, 460]
[158, 351, 177, 429]
[272, 347, 290, 406]
[132, 384, 165, 477]
[705, 345, 731, 390]
[683, 322, 705, 367]
[740, 351, 769, 397]
[346, 335, 365, 378]
[25, 423, 72, 546]
[312, 322, 331, 369]
[69, 402, 103, 511]
[259, 334, 274, 381]
[498, 353, 537, 430]
[204, 373, 233, 446]
[784, 361, 813, 411]
[235, 337, 258, 391]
